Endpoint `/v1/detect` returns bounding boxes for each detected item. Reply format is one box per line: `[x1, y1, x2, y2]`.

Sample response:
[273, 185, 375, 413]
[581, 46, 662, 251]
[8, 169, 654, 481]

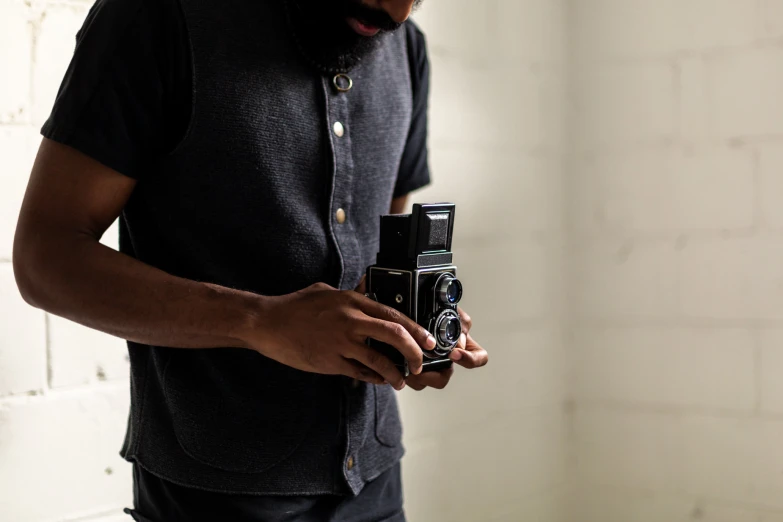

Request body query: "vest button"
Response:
[347, 456, 354, 470]
[336, 208, 347, 224]
[333, 121, 345, 138]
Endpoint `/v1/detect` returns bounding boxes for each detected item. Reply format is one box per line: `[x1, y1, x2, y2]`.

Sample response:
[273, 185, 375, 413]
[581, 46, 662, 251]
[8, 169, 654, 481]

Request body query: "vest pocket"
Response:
[162, 350, 319, 474]
[374, 384, 402, 447]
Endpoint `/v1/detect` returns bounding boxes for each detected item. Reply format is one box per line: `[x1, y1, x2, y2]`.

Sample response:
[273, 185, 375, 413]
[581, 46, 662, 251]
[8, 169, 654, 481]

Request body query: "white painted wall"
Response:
[1, 1, 132, 521]
[568, 1, 783, 520]
[405, 1, 567, 521]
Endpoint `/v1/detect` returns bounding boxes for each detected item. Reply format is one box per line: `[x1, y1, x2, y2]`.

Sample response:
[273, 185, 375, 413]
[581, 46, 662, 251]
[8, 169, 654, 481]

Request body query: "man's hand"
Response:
[246, 282, 437, 391]
[405, 307, 488, 391]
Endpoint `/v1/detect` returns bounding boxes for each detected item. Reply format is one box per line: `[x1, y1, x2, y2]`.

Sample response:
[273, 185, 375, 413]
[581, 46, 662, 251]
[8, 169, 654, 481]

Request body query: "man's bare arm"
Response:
[13, 138, 265, 349]
[389, 195, 408, 214]
[12, 139, 435, 388]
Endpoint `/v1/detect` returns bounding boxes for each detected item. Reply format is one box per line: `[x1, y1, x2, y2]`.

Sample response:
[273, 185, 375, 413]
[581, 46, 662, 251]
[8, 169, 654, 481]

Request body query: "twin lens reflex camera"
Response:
[366, 203, 463, 376]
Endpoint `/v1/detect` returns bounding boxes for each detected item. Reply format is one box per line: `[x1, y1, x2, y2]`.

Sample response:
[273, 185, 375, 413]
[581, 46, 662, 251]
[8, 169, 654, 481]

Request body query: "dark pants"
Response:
[124, 463, 406, 522]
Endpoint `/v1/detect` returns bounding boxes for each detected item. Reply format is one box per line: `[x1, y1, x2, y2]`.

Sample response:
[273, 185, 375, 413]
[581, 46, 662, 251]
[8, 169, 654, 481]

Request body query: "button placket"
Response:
[324, 77, 361, 291]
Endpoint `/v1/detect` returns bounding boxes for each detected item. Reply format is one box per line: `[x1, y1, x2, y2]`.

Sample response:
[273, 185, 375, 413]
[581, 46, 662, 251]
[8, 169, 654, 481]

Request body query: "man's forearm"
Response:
[14, 233, 266, 350]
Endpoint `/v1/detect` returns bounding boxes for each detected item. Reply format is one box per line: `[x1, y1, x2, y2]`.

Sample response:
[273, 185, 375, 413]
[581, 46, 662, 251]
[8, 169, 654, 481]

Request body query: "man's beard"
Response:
[284, 0, 416, 74]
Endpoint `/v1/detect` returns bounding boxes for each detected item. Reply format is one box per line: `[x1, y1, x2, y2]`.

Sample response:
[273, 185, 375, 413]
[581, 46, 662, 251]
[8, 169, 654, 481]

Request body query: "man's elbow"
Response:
[12, 232, 49, 309]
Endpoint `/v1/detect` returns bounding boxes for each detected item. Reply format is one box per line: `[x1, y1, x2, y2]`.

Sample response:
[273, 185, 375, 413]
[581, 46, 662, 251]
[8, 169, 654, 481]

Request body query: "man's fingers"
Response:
[356, 298, 436, 353]
[407, 381, 426, 391]
[457, 307, 472, 334]
[450, 349, 489, 368]
[356, 318, 425, 375]
[406, 366, 454, 390]
[338, 360, 387, 386]
[348, 346, 406, 390]
[449, 336, 488, 369]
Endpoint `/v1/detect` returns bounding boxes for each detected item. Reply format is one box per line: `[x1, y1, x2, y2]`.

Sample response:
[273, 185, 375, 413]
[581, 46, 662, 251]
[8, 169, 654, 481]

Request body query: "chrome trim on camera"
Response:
[435, 273, 463, 305]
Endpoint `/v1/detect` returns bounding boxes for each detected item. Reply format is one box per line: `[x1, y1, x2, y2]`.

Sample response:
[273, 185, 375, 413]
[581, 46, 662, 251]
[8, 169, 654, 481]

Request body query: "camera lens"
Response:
[444, 317, 460, 342]
[436, 275, 463, 305]
[436, 312, 462, 347]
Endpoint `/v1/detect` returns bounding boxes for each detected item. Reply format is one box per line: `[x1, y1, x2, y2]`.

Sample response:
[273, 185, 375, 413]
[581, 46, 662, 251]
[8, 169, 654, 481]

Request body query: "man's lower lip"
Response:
[347, 17, 381, 37]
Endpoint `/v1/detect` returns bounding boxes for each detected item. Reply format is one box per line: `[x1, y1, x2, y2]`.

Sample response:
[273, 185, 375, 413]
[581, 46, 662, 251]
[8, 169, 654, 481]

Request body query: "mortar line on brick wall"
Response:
[60, 506, 128, 522]
[0, 121, 32, 128]
[729, 134, 783, 147]
[478, 317, 560, 332]
[0, 387, 45, 400]
[672, 58, 682, 143]
[429, 140, 550, 155]
[569, 228, 762, 244]
[409, 404, 563, 447]
[487, 481, 567, 521]
[28, 2, 43, 110]
[753, 328, 763, 413]
[0, 380, 127, 407]
[574, 135, 783, 157]
[427, 46, 549, 70]
[704, 54, 717, 141]
[575, 398, 783, 422]
[573, 316, 783, 329]
[752, 146, 764, 230]
[457, 230, 564, 246]
[486, 0, 498, 49]
[581, 38, 783, 68]
[579, 482, 783, 517]
[44, 313, 53, 391]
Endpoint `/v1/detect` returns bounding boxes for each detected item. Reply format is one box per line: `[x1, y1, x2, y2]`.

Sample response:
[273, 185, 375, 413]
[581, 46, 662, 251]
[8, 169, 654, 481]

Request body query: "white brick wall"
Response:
[0, 127, 39, 261]
[31, 2, 89, 126]
[569, 1, 783, 521]
[574, 62, 677, 150]
[406, 1, 567, 520]
[0, 264, 47, 396]
[572, 147, 755, 231]
[0, 387, 131, 522]
[0, 1, 134, 520]
[574, 486, 766, 522]
[0, 0, 32, 124]
[760, 144, 783, 228]
[572, 327, 756, 410]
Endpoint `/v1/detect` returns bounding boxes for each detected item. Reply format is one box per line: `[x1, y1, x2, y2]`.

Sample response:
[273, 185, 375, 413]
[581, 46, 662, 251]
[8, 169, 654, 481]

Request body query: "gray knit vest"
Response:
[119, 0, 413, 495]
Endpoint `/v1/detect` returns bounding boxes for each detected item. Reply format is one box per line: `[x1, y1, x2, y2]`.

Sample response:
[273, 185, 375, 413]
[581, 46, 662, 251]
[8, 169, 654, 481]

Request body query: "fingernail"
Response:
[450, 350, 463, 361]
[397, 382, 406, 390]
[425, 333, 436, 350]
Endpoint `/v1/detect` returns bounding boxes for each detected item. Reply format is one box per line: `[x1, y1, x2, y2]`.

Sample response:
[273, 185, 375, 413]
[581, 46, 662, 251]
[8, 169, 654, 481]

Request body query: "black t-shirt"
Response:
[42, 0, 430, 196]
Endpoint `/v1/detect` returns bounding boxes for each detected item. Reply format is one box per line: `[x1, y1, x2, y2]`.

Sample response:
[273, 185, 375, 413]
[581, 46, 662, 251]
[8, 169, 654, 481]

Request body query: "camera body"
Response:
[366, 203, 463, 376]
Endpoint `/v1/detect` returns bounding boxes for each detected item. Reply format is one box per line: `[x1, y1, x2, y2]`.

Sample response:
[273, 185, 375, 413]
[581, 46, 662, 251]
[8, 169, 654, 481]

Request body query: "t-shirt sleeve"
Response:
[41, 0, 188, 180]
[393, 21, 431, 199]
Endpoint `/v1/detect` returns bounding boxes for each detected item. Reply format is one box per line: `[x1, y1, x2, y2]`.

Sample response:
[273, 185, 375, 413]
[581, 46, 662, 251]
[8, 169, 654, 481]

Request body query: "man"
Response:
[13, 0, 488, 520]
